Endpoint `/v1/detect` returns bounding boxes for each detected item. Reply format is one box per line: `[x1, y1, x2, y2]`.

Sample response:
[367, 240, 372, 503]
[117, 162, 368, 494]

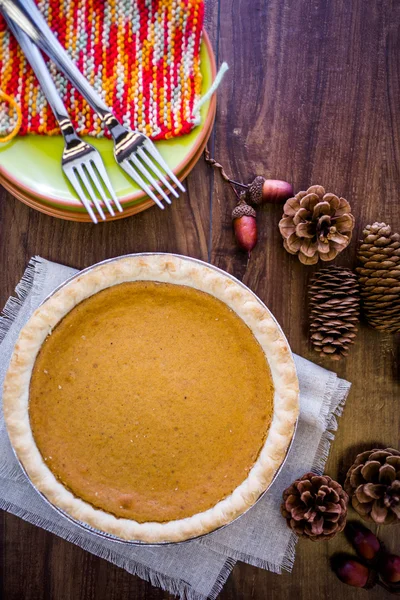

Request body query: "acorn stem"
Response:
[228, 179, 248, 189]
[204, 146, 246, 200]
[229, 181, 242, 200]
[204, 146, 232, 181]
[204, 146, 249, 196]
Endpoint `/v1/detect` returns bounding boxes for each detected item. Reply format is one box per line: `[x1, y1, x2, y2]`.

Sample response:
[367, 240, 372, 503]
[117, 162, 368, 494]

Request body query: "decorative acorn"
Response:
[232, 194, 257, 256]
[332, 523, 400, 594]
[281, 472, 349, 541]
[331, 555, 377, 589]
[346, 521, 381, 562]
[247, 176, 294, 205]
[204, 148, 293, 206]
[379, 554, 400, 584]
[344, 448, 400, 524]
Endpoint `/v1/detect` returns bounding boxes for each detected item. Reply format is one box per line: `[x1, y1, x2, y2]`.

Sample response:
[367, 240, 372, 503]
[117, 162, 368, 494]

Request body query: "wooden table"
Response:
[1, 1, 399, 598]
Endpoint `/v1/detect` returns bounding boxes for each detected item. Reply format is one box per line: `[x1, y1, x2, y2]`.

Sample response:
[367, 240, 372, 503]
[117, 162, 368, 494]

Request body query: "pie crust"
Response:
[3, 254, 299, 542]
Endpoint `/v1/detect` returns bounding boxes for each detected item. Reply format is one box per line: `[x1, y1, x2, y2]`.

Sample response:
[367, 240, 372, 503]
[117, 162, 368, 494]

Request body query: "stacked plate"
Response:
[0, 32, 216, 222]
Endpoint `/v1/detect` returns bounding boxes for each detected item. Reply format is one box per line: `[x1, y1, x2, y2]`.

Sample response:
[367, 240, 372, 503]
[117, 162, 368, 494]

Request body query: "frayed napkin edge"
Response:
[312, 378, 351, 476]
[0, 256, 47, 345]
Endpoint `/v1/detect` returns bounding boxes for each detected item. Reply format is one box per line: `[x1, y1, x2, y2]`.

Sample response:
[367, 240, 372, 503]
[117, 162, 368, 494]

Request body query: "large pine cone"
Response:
[281, 472, 348, 541]
[356, 223, 400, 333]
[344, 448, 400, 524]
[279, 185, 355, 265]
[309, 267, 360, 360]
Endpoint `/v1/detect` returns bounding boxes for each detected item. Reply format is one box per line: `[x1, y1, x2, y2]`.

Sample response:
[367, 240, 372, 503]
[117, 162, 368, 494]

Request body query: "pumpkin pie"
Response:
[3, 254, 299, 543]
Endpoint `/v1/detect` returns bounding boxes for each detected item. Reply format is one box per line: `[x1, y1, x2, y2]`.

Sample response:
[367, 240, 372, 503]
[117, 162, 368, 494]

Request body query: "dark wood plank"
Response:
[211, 0, 400, 598]
[1, 1, 400, 599]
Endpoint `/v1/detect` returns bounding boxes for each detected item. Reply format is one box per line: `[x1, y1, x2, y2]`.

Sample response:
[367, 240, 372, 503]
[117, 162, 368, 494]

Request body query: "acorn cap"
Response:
[248, 176, 266, 205]
[232, 201, 256, 220]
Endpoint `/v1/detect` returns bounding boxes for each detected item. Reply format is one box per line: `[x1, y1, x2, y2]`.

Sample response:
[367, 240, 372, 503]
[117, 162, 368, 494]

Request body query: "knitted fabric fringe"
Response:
[0, 0, 204, 140]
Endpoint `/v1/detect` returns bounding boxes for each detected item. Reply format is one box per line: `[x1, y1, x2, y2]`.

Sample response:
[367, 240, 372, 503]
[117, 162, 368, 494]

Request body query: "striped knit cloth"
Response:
[0, 0, 204, 139]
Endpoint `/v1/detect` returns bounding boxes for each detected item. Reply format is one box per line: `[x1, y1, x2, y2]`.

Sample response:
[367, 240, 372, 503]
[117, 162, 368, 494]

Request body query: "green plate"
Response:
[0, 34, 215, 210]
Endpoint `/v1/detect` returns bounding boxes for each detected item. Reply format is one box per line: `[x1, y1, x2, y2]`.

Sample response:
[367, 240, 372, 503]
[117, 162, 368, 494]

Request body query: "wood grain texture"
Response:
[1, 0, 399, 598]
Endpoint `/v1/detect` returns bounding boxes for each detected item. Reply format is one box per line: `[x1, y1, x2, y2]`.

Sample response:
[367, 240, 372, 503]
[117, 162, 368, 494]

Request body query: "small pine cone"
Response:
[279, 185, 355, 265]
[356, 222, 400, 333]
[344, 448, 400, 524]
[309, 267, 360, 360]
[281, 472, 348, 541]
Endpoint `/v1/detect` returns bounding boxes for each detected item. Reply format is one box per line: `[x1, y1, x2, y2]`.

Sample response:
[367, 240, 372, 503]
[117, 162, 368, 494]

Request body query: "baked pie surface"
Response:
[3, 255, 299, 542]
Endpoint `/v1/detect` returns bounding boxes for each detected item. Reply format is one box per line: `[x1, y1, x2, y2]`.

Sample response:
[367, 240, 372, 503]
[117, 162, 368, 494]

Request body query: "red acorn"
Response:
[232, 195, 257, 256]
[346, 521, 381, 562]
[248, 176, 294, 205]
[203, 148, 293, 206]
[331, 555, 376, 589]
[379, 554, 400, 584]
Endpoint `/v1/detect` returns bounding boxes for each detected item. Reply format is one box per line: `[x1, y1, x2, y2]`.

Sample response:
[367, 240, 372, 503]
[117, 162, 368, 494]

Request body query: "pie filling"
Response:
[29, 281, 274, 523]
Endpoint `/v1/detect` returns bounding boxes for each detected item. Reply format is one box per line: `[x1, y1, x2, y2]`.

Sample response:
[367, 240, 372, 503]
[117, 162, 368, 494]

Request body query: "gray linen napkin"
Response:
[0, 257, 351, 599]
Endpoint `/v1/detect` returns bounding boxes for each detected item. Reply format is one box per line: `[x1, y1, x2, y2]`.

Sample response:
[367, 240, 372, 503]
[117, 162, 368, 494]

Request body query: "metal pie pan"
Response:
[12, 253, 298, 546]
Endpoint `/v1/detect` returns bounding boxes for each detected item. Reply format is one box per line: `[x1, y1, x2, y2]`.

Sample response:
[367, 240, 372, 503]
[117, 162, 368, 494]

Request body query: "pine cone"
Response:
[356, 223, 400, 333]
[344, 448, 400, 525]
[281, 472, 348, 541]
[309, 267, 360, 360]
[279, 185, 355, 265]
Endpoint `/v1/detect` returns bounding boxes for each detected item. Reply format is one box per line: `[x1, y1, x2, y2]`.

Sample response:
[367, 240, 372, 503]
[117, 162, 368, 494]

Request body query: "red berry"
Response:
[379, 554, 400, 584]
[332, 556, 372, 588]
[346, 522, 381, 561]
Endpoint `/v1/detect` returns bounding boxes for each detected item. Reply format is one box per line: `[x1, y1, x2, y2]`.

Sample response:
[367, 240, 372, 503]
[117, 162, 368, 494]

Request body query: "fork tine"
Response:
[121, 160, 165, 210]
[91, 153, 123, 213]
[130, 155, 172, 205]
[66, 168, 98, 224]
[137, 148, 179, 198]
[76, 165, 106, 221]
[86, 162, 115, 217]
[143, 139, 186, 192]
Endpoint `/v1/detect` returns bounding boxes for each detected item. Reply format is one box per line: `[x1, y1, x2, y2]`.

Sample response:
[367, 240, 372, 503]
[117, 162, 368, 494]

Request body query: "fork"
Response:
[1, 0, 186, 210]
[4, 17, 121, 224]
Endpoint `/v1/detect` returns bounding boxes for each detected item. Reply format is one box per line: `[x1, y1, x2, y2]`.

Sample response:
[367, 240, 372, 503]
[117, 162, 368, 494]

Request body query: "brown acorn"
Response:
[331, 555, 377, 589]
[203, 148, 293, 206]
[248, 176, 293, 205]
[380, 554, 400, 584]
[232, 195, 257, 256]
[346, 521, 381, 562]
